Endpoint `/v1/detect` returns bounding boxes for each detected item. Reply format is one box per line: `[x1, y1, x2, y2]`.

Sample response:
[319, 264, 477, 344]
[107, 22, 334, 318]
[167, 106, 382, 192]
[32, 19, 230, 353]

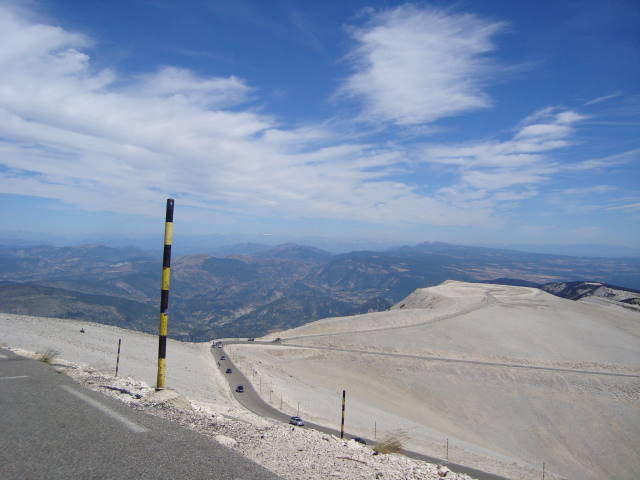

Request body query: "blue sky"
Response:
[0, 0, 638, 248]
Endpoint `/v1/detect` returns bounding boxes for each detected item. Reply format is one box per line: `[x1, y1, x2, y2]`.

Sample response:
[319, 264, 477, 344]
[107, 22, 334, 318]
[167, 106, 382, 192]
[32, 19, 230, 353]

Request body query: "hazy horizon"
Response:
[2, 230, 640, 259]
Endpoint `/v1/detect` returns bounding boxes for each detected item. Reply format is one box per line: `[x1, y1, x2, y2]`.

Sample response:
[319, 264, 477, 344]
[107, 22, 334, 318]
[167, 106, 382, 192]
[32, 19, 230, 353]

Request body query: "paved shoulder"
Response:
[0, 348, 282, 480]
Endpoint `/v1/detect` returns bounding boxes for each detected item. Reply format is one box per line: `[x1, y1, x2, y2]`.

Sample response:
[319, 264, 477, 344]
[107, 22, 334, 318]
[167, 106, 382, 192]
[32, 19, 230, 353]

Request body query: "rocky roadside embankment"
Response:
[9, 347, 474, 480]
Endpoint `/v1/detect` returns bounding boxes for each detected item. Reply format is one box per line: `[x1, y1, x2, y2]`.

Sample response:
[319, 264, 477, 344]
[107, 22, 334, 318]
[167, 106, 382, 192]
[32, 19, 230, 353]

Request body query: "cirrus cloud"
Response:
[341, 4, 506, 125]
[0, 3, 504, 229]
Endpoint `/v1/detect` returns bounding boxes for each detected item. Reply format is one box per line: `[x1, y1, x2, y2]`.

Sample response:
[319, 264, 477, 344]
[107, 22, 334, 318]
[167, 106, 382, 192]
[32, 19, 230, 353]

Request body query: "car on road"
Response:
[225, 368, 232, 374]
[235, 385, 244, 393]
[289, 416, 304, 426]
[353, 437, 367, 445]
[247, 338, 255, 342]
[220, 355, 226, 360]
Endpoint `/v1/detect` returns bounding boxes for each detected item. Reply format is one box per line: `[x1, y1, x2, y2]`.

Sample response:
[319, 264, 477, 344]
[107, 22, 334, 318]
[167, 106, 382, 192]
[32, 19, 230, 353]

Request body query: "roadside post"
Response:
[115, 338, 121, 377]
[156, 198, 174, 390]
[340, 390, 346, 439]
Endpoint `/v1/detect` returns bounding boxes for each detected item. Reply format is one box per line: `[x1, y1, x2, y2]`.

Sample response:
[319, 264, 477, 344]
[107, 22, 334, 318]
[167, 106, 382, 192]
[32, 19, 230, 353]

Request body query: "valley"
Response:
[1, 242, 639, 341]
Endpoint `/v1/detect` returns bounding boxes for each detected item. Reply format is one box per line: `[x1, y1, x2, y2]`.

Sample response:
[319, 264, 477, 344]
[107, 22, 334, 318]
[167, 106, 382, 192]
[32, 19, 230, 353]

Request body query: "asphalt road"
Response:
[214, 342, 510, 480]
[0, 348, 282, 480]
[227, 339, 640, 379]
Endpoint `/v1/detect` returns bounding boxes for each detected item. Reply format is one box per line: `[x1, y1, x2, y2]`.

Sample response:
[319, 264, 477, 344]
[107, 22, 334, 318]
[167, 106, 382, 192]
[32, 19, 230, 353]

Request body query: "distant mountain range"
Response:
[1, 241, 639, 340]
[3, 233, 638, 258]
[496, 243, 640, 258]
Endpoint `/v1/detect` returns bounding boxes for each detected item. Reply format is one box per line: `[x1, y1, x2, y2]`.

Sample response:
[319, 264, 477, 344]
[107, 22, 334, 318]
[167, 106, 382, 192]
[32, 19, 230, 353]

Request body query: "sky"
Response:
[0, 0, 639, 249]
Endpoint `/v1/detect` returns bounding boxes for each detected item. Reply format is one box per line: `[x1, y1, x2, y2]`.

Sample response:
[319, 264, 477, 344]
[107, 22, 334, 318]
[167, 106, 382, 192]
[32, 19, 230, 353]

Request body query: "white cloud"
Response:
[424, 108, 585, 197]
[0, 4, 631, 236]
[341, 4, 505, 125]
[559, 185, 615, 196]
[568, 148, 640, 170]
[0, 4, 505, 229]
[583, 92, 622, 106]
[131, 67, 253, 108]
[608, 202, 640, 211]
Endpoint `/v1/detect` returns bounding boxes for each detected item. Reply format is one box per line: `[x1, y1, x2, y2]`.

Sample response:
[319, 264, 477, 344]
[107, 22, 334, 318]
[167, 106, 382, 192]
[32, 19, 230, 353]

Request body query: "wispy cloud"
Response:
[568, 148, 640, 170]
[0, 3, 635, 237]
[286, 7, 324, 52]
[0, 4, 501, 228]
[558, 185, 615, 195]
[583, 92, 622, 106]
[424, 107, 586, 196]
[608, 202, 640, 211]
[340, 4, 505, 125]
[131, 67, 253, 108]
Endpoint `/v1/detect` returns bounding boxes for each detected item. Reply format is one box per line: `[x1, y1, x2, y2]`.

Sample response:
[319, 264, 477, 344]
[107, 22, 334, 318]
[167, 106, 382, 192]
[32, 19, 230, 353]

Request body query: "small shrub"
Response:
[373, 431, 408, 455]
[37, 349, 59, 364]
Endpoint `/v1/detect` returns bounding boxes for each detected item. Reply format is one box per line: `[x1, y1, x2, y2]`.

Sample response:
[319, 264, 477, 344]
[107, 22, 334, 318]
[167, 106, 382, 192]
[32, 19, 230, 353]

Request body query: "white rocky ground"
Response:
[3, 280, 639, 480]
[0, 313, 473, 480]
[228, 281, 640, 480]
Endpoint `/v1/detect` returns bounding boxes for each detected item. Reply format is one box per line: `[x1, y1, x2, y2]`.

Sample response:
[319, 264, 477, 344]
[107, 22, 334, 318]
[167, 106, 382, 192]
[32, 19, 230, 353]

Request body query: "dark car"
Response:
[225, 368, 232, 374]
[235, 385, 244, 393]
[353, 437, 367, 445]
[247, 338, 255, 342]
[220, 355, 226, 360]
[289, 416, 304, 426]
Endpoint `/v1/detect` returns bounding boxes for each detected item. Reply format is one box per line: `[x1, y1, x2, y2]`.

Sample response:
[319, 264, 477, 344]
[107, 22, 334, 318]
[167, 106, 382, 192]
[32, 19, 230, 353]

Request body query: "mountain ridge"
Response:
[1, 241, 639, 340]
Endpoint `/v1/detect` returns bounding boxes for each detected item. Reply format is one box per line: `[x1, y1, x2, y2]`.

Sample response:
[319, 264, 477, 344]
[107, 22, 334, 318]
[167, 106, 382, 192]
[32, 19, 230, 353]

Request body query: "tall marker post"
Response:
[156, 198, 174, 390]
[340, 390, 346, 439]
[115, 338, 121, 377]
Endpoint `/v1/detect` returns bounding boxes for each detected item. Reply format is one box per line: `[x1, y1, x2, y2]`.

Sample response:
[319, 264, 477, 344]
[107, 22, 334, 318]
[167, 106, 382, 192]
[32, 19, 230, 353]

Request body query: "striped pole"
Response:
[340, 389, 346, 439]
[156, 198, 174, 390]
[115, 338, 121, 377]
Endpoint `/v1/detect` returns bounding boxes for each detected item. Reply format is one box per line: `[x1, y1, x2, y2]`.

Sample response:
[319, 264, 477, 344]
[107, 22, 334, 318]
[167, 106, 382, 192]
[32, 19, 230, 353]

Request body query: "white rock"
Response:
[215, 434, 238, 448]
[437, 465, 450, 477]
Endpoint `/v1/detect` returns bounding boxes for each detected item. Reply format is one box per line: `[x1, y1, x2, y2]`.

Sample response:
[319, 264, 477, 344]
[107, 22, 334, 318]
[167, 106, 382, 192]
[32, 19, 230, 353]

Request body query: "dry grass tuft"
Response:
[37, 349, 59, 364]
[373, 431, 408, 455]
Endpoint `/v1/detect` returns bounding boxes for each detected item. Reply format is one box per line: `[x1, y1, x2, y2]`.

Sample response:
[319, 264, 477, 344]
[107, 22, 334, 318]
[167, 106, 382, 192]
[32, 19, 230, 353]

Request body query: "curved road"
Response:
[212, 342, 510, 480]
[225, 340, 640, 379]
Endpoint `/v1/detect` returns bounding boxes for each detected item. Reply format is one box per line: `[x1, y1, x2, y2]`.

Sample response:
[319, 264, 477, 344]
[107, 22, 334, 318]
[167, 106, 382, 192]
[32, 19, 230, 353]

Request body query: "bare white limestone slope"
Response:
[228, 281, 640, 480]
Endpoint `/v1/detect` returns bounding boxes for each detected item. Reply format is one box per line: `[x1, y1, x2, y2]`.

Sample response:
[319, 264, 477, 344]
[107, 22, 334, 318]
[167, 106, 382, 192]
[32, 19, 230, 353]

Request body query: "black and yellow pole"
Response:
[340, 389, 346, 439]
[156, 198, 174, 390]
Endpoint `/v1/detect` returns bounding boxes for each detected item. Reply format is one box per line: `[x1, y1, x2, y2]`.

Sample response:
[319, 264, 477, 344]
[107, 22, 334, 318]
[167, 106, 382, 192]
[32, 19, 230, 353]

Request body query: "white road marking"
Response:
[0, 354, 8, 358]
[0, 376, 29, 380]
[59, 385, 148, 433]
